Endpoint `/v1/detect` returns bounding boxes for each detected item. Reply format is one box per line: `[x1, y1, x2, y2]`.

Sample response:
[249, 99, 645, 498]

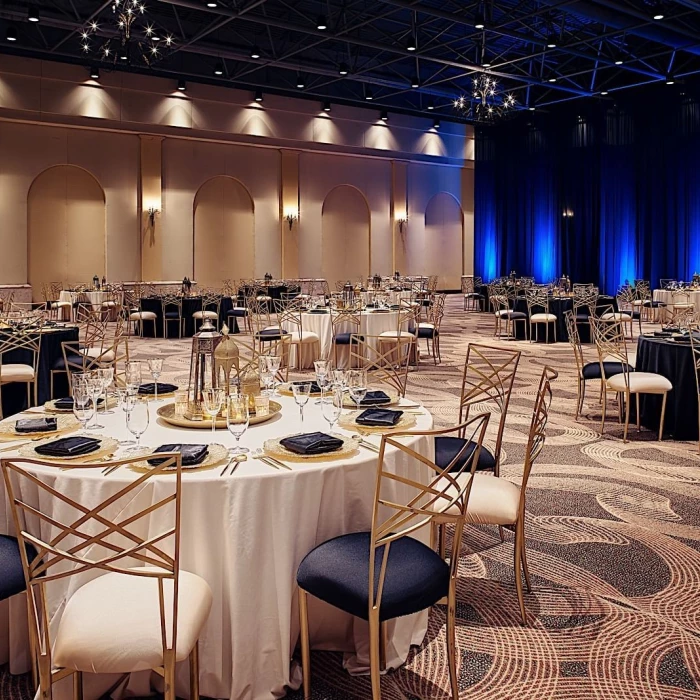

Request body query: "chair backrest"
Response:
[350, 334, 415, 396]
[0, 322, 45, 382]
[488, 283, 508, 313]
[589, 316, 633, 386]
[161, 293, 183, 316]
[525, 285, 550, 315]
[276, 306, 304, 336]
[616, 284, 636, 310]
[572, 285, 599, 315]
[367, 414, 490, 618]
[563, 310, 586, 376]
[330, 307, 361, 337]
[635, 280, 651, 300]
[457, 343, 520, 472]
[1, 453, 183, 681]
[199, 289, 222, 313]
[461, 276, 475, 295]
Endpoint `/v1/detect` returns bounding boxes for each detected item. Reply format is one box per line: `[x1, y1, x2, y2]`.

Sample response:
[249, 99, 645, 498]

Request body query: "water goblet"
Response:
[292, 382, 312, 427]
[72, 386, 94, 432]
[321, 386, 342, 434]
[125, 361, 142, 395]
[97, 367, 115, 414]
[203, 387, 224, 435]
[147, 358, 164, 402]
[266, 355, 282, 395]
[314, 359, 330, 403]
[125, 397, 149, 452]
[86, 373, 105, 429]
[115, 385, 136, 445]
[226, 394, 250, 455]
[347, 369, 368, 412]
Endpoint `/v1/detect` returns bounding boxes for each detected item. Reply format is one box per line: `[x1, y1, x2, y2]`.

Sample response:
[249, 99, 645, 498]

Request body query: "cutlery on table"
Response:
[220, 455, 236, 476]
[253, 449, 292, 471]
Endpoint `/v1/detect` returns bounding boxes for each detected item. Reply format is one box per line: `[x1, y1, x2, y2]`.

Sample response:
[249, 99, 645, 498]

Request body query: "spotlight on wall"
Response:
[284, 207, 298, 230]
[6, 25, 17, 41]
[316, 14, 327, 30]
[380, 110, 388, 121]
[323, 100, 331, 112]
[27, 6, 40, 22]
[214, 61, 224, 76]
[178, 78, 187, 91]
[338, 63, 349, 76]
[395, 211, 408, 233]
[250, 45, 261, 59]
[254, 90, 264, 102]
[89, 65, 100, 80]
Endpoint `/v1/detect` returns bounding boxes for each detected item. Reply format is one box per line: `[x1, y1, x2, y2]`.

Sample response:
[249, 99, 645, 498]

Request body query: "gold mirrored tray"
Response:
[156, 400, 282, 429]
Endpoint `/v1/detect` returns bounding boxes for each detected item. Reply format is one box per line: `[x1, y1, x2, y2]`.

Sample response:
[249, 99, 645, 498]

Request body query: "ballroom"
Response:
[0, 1, 698, 699]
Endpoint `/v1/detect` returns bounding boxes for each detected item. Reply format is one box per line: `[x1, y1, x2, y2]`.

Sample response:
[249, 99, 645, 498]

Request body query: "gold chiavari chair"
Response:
[666, 290, 695, 328]
[490, 283, 527, 339]
[99, 283, 123, 322]
[0, 319, 45, 419]
[435, 343, 521, 478]
[462, 275, 484, 312]
[0, 290, 15, 317]
[330, 306, 362, 368]
[601, 285, 636, 337]
[432, 366, 557, 625]
[274, 302, 321, 370]
[590, 316, 671, 442]
[42, 283, 69, 321]
[416, 292, 445, 364]
[687, 325, 700, 455]
[296, 413, 490, 700]
[377, 301, 419, 359]
[125, 284, 157, 338]
[572, 284, 599, 333]
[349, 334, 415, 396]
[161, 294, 185, 339]
[249, 299, 290, 359]
[525, 286, 557, 343]
[192, 289, 222, 332]
[1, 453, 213, 700]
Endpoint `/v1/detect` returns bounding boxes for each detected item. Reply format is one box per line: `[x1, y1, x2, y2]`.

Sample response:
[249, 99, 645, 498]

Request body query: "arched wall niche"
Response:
[193, 176, 255, 287]
[27, 165, 106, 299]
[321, 184, 371, 286]
[423, 192, 464, 289]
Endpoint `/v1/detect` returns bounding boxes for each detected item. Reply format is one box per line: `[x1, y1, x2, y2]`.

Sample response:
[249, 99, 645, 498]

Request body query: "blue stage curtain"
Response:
[475, 95, 700, 294]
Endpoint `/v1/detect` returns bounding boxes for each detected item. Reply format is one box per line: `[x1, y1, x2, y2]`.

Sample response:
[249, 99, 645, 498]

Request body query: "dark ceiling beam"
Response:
[51, 0, 113, 52]
[157, 0, 590, 95]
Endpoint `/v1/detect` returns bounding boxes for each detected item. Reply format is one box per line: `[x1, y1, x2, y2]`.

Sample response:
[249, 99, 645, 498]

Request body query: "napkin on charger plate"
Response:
[15, 417, 58, 434]
[355, 408, 404, 427]
[54, 396, 103, 410]
[279, 432, 343, 455]
[360, 390, 391, 406]
[138, 382, 179, 396]
[291, 381, 322, 395]
[35, 436, 101, 457]
[147, 444, 209, 467]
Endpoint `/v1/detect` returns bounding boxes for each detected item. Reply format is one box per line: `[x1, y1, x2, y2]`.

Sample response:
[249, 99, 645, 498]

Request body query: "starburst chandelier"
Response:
[80, 0, 173, 67]
[453, 74, 516, 121]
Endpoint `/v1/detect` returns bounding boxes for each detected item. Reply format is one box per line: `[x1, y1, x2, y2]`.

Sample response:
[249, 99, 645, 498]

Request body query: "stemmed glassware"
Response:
[87, 372, 105, 429]
[292, 382, 312, 427]
[226, 394, 250, 455]
[147, 358, 164, 402]
[259, 356, 275, 397]
[347, 369, 368, 412]
[72, 384, 95, 432]
[265, 355, 282, 395]
[125, 361, 142, 396]
[321, 385, 342, 434]
[97, 367, 114, 414]
[203, 387, 224, 435]
[125, 396, 149, 452]
[114, 384, 136, 445]
[314, 359, 330, 403]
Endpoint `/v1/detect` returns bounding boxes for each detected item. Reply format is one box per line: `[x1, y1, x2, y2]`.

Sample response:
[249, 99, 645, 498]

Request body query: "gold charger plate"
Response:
[156, 400, 281, 429]
[130, 443, 229, 473]
[18, 434, 120, 463]
[44, 397, 118, 413]
[341, 387, 399, 408]
[337, 410, 417, 434]
[0, 413, 80, 442]
[263, 433, 358, 463]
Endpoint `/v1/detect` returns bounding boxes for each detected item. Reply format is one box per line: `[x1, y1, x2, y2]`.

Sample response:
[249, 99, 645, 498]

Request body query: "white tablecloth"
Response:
[653, 289, 700, 307]
[0, 396, 434, 700]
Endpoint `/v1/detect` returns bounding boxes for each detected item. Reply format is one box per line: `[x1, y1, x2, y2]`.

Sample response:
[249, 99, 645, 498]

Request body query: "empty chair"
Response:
[416, 293, 445, 364]
[525, 286, 557, 343]
[490, 283, 527, 339]
[601, 285, 637, 337]
[161, 294, 185, 339]
[296, 414, 490, 700]
[275, 303, 321, 370]
[350, 333, 415, 397]
[126, 284, 158, 338]
[0, 320, 45, 419]
[192, 289, 221, 332]
[330, 306, 362, 368]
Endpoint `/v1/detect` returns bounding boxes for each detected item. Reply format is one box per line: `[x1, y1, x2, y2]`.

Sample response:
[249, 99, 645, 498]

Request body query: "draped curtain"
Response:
[475, 94, 700, 294]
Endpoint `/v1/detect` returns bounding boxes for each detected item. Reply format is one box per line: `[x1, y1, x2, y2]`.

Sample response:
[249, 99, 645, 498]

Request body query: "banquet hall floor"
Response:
[3, 294, 700, 699]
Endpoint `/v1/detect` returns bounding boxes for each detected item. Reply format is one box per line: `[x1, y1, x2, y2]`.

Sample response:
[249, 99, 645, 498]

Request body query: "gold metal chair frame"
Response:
[161, 294, 185, 339]
[298, 413, 491, 700]
[1, 453, 205, 700]
[330, 307, 362, 368]
[418, 293, 445, 365]
[525, 286, 557, 344]
[0, 320, 45, 419]
[688, 324, 700, 455]
[193, 290, 222, 332]
[462, 275, 483, 312]
[350, 334, 415, 396]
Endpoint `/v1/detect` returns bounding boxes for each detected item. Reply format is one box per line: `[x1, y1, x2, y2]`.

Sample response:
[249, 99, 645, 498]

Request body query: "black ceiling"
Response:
[1, 1, 700, 121]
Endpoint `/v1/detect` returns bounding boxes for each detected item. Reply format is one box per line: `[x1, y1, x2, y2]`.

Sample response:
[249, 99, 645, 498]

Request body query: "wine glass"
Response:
[226, 394, 250, 455]
[266, 355, 282, 395]
[259, 356, 275, 397]
[147, 358, 164, 402]
[86, 373, 105, 429]
[321, 386, 342, 434]
[97, 367, 114, 414]
[347, 369, 368, 412]
[203, 387, 224, 435]
[114, 384, 136, 445]
[314, 359, 330, 404]
[125, 361, 142, 396]
[292, 382, 312, 427]
[125, 397, 149, 452]
[72, 385, 94, 432]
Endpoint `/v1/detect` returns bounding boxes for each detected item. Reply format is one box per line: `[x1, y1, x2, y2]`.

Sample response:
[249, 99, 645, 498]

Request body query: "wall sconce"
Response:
[284, 207, 299, 230]
[562, 208, 574, 218]
[396, 212, 408, 233]
[147, 206, 160, 227]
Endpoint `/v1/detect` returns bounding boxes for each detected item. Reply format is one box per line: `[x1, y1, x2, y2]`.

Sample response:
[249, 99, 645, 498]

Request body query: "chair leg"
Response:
[636, 393, 641, 431]
[513, 522, 527, 625]
[72, 672, 83, 700]
[163, 651, 176, 700]
[446, 583, 459, 699]
[659, 392, 668, 441]
[623, 390, 631, 443]
[368, 611, 382, 700]
[519, 520, 532, 593]
[189, 642, 200, 700]
[298, 589, 312, 700]
[600, 385, 607, 435]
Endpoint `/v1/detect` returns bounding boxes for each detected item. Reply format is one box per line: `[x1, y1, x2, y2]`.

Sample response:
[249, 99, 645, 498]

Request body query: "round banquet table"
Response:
[139, 297, 240, 338]
[0, 395, 434, 700]
[635, 334, 698, 441]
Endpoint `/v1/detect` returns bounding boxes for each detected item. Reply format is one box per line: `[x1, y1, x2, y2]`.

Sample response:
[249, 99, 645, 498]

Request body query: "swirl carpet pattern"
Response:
[3, 295, 699, 699]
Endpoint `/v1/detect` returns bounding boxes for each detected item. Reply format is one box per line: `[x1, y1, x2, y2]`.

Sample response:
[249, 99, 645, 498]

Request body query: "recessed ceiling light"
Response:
[666, 74, 675, 84]
[338, 63, 349, 76]
[482, 60, 492, 68]
[614, 58, 623, 65]
[6, 26, 17, 42]
[214, 61, 224, 76]
[548, 76, 557, 83]
[600, 90, 609, 95]
[433, 119, 440, 129]
[380, 110, 388, 121]
[254, 90, 263, 102]
[411, 76, 420, 88]
[653, 10, 664, 20]
[178, 78, 187, 91]
[206, 0, 217, 7]
[317, 15, 327, 30]
[547, 38, 557, 48]
[119, 47, 128, 60]
[250, 45, 260, 59]
[27, 6, 40, 22]
[528, 106, 535, 111]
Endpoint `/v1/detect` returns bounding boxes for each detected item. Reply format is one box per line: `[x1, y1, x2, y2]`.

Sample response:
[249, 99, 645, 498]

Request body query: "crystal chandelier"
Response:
[80, 1, 173, 67]
[453, 74, 516, 121]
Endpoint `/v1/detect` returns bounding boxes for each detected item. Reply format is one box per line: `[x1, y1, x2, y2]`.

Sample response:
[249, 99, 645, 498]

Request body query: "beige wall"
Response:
[0, 55, 475, 291]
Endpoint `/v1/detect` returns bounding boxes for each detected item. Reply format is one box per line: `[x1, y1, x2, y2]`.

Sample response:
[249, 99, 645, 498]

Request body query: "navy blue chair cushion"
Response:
[504, 311, 527, 320]
[417, 327, 438, 339]
[643, 300, 665, 308]
[297, 531, 449, 622]
[228, 308, 248, 317]
[435, 436, 496, 472]
[334, 333, 364, 345]
[0, 535, 34, 601]
[164, 311, 181, 319]
[52, 353, 83, 371]
[581, 361, 632, 380]
[575, 313, 591, 322]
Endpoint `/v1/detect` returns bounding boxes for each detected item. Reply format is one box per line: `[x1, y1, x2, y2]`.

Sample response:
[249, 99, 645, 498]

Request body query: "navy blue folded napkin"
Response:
[292, 381, 322, 394]
[308, 309, 328, 314]
[54, 396, 103, 410]
[35, 436, 100, 457]
[147, 444, 208, 467]
[355, 408, 403, 427]
[15, 417, 57, 434]
[138, 382, 178, 395]
[653, 331, 672, 337]
[279, 432, 343, 455]
[360, 391, 391, 406]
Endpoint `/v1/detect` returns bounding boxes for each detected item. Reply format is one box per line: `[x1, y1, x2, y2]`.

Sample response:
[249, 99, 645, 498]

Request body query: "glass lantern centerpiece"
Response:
[185, 317, 222, 420]
[342, 281, 355, 307]
[213, 323, 240, 396]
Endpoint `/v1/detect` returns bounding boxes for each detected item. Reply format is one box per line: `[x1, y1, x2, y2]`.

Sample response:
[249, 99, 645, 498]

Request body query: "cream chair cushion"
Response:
[130, 311, 157, 321]
[55, 301, 72, 309]
[0, 364, 35, 383]
[379, 330, 415, 338]
[80, 347, 116, 363]
[530, 313, 557, 322]
[418, 322, 435, 329]
[192, 310, 218, 320]
[53, 569, 212, 674]
[601, 312, 632, 321]
[606, 371, 672, 394]
[287, 330, 320, 344]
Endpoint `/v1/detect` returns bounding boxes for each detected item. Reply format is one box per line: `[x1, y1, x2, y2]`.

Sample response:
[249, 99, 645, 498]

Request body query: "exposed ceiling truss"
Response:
[1, 1, 700, 121]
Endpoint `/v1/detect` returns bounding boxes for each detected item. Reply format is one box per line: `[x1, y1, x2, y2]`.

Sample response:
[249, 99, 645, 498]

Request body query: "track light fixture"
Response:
[380, 110, 388, 121]
[323, 100, 331, 112]
[433, 119, 440, 129]
[316, 15, 327, 30]
[338, 63, 349, 76]
[474, 12, 485, 29]
[250, 45, 261, 59]
[254, 90, 263, 102]
[27, 6, 40, 23]
[6, 26, 17, 41]
[214, 61, 224, 76]
[89, 65, 100, 80]
[411, 76, 420, 88]
[427, 101, 434, 110]
[406, 36, 416, 52]
[365, 87, 373, 100]
[296, 73, 305, 88]
[177, 78, 187, 91]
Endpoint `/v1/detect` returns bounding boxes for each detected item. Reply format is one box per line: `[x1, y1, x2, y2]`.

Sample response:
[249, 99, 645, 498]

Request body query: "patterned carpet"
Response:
[3, 294, 700, 699]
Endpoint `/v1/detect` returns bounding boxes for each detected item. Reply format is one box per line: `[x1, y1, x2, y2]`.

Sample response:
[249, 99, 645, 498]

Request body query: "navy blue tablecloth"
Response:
[635, 335, 697, 441]
[139, 297, 240, 338]
[0, 326, 78, 416]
